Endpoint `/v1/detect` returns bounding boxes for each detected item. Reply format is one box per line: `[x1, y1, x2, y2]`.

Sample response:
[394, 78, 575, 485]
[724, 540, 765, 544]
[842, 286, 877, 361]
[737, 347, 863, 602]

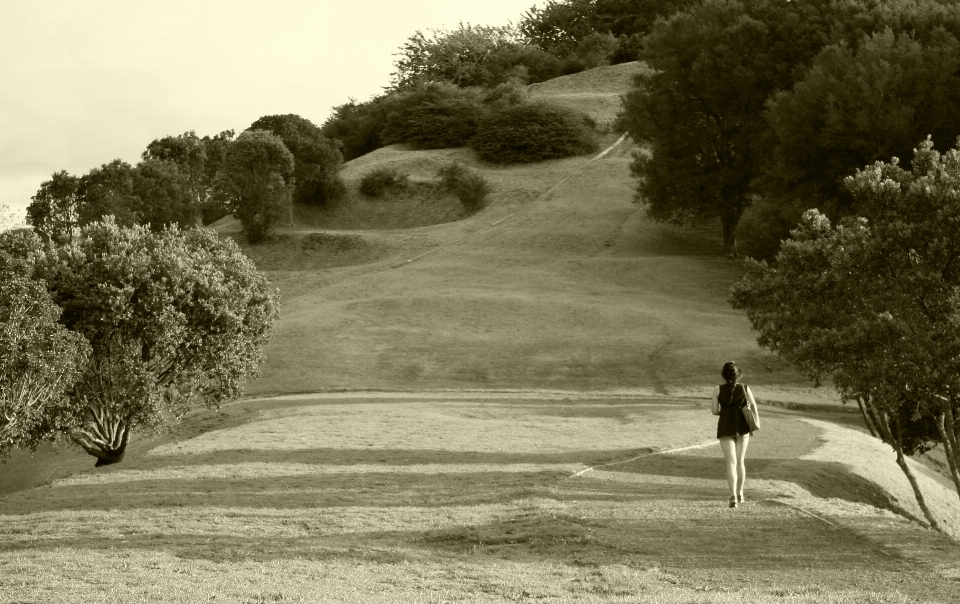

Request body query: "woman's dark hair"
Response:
[721, 361, 742, 384]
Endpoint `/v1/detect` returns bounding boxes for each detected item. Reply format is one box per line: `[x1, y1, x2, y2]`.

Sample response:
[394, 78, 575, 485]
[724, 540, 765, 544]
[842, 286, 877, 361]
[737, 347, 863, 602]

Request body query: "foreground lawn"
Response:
[2, 396, 958, 603]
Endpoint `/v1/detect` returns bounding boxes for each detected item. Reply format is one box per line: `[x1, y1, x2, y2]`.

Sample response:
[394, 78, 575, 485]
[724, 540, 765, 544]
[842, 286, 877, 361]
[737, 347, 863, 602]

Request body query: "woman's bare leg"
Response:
[719, 437, 738, 499]
[735, 434, 750, 500]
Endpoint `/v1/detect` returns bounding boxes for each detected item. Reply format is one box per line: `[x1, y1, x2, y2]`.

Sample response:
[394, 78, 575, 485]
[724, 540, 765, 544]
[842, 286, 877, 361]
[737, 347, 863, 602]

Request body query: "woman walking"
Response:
[712, 361, 756, 508]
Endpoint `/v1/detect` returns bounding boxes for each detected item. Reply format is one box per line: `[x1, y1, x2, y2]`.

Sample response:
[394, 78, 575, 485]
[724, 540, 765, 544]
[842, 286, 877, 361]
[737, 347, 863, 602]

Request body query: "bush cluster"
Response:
[473, 102, 599, 164]
[324, 83, 598, 165]
[437, 163, 491, 212]
[383, 83, 484, 149]
[359, 167, 409, 198]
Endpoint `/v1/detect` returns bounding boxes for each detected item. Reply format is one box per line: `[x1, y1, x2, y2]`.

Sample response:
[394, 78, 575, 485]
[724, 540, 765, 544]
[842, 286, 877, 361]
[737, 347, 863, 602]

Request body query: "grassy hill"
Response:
[226, 63, 817, 402]
[2, 62, 960, 602]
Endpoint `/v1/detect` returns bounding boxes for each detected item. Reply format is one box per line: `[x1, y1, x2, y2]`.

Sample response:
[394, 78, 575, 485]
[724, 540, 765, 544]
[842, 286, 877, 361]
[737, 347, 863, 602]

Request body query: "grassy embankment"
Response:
[2, 62, 959, 602]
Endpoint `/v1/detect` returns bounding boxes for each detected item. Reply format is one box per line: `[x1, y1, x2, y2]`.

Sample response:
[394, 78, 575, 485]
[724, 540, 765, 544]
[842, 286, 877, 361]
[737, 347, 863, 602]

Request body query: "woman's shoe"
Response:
[737, 494, 745, 504]
[728, 496, 738, 509]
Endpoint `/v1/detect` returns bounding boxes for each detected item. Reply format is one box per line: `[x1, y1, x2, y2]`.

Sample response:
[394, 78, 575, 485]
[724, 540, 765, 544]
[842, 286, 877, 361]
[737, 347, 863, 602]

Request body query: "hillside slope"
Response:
[247, 137, 811, 401]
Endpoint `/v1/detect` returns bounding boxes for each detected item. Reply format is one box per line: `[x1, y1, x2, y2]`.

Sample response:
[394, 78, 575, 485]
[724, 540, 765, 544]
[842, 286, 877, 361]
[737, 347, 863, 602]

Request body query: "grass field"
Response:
[2, 62, 960, 602]
[2, 395, 959, 603]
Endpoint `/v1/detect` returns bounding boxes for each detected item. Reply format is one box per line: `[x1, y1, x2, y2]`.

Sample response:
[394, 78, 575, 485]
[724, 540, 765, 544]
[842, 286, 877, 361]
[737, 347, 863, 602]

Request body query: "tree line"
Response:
[27, 114, 346, 245]
[319, 2, 690, 162]
[615, 0, 960, 258]
[4, 115, 350, 466]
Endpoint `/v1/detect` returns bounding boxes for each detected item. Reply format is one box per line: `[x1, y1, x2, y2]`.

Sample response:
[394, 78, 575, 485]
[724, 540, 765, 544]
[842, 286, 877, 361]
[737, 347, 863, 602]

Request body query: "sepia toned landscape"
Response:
[4, 61, 960, 602]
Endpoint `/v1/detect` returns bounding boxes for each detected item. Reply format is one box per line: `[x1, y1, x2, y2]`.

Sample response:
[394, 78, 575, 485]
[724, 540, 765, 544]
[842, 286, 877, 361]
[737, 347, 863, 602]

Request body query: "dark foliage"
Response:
[474, 101, 598, 164]
[359, 167, 409, 198]
[383, 83, 486, 149]
[248, 114, 346, 208]
[437, 163, 492, 212]
[617, 0, 876, 256]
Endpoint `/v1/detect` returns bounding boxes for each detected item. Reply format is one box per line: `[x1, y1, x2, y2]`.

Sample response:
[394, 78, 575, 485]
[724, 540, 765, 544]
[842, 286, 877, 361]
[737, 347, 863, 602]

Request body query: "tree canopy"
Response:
[748, 26, 960, 257]
[247, 114, 345, 208]
[519, 0, 700, 58]
[0, 236, 89, 457]
[0, 220, 280, 465]
[142, 129, 235, 225]
[618, 0, 832, 255]
[214, 129, 295, 243]
[730, 138, 960, 528]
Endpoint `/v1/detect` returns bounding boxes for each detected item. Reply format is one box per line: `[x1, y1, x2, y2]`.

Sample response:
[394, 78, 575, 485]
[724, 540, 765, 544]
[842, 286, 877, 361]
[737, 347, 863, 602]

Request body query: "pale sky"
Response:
[0, 0, 541, 223]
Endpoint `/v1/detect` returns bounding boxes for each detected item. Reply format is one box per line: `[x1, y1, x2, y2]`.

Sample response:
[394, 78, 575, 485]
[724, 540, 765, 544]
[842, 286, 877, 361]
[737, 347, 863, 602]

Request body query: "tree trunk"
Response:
[720, 216, 739, 257]
[72, 407, 132, 467]
[878, 410, 944, 532]
[934, 409, 960, 503]
[856, 396, 879, 438]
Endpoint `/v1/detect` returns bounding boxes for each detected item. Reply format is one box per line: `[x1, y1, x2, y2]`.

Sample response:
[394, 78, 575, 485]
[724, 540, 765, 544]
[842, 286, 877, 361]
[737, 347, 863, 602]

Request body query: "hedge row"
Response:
[323, 82, 599, 164]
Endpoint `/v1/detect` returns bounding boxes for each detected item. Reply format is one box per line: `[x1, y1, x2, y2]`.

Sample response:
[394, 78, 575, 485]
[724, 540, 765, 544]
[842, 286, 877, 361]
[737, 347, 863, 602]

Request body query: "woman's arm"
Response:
[711, 386, 720, 415]
[745, 385, 757, 409]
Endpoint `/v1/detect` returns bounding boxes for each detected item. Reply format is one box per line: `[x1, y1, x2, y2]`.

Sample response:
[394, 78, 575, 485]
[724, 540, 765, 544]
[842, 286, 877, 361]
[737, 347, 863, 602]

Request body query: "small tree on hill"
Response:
[248, 115, 345, 208]
[215, 130, 295, 243]
[0, 220, 280, 466]
[731, 139, 960, 527]
[392, 23, 522, 89]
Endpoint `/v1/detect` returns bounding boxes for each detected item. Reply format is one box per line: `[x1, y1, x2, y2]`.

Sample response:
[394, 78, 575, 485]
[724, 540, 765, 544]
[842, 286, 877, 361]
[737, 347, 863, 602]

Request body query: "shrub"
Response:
[437, 163, 491, 212]
[359, 167, 409, 198]
[384, 83, 485, 149]
[473, 102, 599, 163]
[322, 95, 402, 161]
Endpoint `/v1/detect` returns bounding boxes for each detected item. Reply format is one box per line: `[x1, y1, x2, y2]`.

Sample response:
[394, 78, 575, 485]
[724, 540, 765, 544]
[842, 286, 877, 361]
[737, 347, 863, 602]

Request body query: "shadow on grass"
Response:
[1, 449, 896, 517]
[615, 455, 901, 512]
[0, 500, 906, 577]
[138, 447, 658, 469]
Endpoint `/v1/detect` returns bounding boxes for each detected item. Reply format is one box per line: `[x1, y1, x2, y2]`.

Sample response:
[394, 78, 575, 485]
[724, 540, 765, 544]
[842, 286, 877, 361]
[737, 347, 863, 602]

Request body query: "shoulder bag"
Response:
[740, 384, 760, 432]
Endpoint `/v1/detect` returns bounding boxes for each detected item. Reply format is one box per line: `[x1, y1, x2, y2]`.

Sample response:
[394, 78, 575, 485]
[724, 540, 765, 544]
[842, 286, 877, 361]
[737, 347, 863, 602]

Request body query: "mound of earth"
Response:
[528, 61, 651, 129]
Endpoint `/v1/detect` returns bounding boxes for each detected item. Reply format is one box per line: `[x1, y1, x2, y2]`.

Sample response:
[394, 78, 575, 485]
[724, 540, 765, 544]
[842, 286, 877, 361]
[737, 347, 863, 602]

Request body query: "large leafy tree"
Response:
[520, 0, 699, 57]
[0, 219, 280, 466]
[214, 130, 295, 243]
[247, 115, 345, 208]
[392, 23, 522, 88]
[730, 139, 960, 530]
[618, 0, 841, 256]
[142, 129, 236, 225]
[0, 233, 89, 457]
[750, 27, 960, 258]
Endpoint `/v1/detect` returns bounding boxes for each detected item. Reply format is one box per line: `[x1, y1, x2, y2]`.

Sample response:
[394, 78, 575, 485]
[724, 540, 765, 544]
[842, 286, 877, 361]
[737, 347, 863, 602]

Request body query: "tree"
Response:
[730, 138, 960, 529]
[215, 130, 294, 243]
[750, 28, 960, 258]
[131, 159, 197, 229]
[519, 0, 700, 56]
[0, 232, 89, 457]
[27, 171, 81, 243]
[1, 219, 280, 466]
[618, 0, 847, 256]
[75, 159, 142, 228]
[391, 23, 524, 89]
[142, 129, 235, 225]
[247, 115, 345, 208]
